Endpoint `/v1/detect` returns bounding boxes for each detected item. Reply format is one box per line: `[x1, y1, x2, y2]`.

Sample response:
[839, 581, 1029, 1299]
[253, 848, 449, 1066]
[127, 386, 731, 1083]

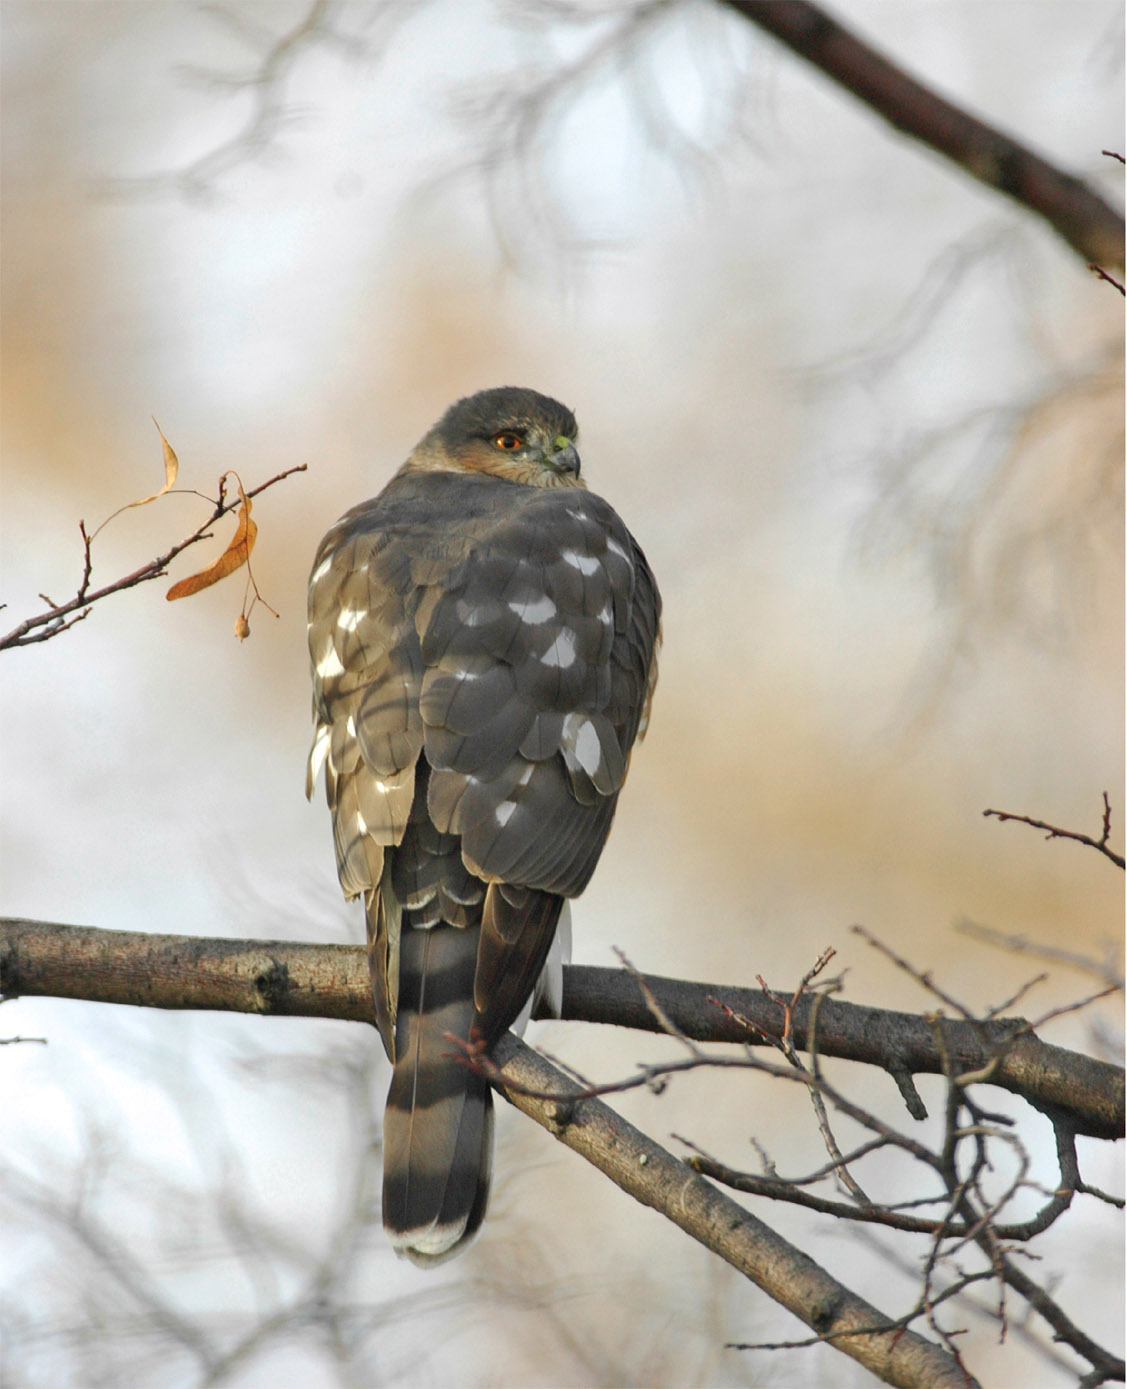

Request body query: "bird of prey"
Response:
[307, 387, 661, 1265]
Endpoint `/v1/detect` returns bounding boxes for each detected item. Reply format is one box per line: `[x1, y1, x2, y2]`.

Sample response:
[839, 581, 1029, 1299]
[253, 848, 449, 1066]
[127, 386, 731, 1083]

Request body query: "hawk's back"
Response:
[308, 391, 660, 1264]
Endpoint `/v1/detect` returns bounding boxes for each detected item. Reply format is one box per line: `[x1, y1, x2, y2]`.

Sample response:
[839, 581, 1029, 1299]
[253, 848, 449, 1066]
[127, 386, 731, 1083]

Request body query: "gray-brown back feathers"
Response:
[308, 391, 660, 1263]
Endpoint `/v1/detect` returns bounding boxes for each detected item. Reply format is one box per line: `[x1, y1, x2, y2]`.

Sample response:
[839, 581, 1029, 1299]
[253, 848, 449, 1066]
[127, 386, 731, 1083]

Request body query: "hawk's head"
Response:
[404, 386, 583, 489]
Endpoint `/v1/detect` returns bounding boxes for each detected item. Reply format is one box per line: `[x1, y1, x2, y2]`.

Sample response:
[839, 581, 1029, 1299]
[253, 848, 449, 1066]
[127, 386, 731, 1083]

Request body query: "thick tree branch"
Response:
[561, 964, 1123, 1141]
[0, 919, 371, 1019]
[491, 1033, 978, 1389]
[724, 0, 1125, 271]
[1, 919, 1121, 1141]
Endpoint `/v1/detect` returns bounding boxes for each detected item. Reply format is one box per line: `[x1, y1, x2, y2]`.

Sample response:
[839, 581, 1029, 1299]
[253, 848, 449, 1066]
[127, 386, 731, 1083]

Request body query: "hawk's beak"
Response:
[550, 442, 580, 476]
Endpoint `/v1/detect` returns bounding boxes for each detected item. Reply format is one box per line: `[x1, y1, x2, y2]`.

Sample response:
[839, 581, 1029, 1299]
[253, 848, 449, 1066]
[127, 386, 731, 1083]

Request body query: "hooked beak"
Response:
[549, 441, 580, 477]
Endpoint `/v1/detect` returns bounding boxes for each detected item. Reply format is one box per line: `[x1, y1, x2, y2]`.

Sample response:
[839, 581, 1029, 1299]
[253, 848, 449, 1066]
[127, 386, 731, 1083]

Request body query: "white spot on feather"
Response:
[574, 720, 602, 776]
[494, 801, 516, 826]
[597, 601, 613, 627]
[561, 549, 600, 576]
[605, 537, 630, 563]
[456, 599, 494, 627]
[310, 554, 333, 585]
[541, 629, 578, 668]
[337, 606, 364, 633]
[305, 723, 331, 797]
[508, 594, 557, 624]
[315, 645, 345, 680]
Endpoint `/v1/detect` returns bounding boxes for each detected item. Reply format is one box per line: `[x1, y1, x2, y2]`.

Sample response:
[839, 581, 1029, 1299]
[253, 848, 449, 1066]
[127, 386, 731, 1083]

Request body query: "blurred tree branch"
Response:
[725, 0, 1125, 271]
[3, 916, 1122, 1385]
[0, 1038, 400, 1387]
[956, 918, 1124, 989]
[1088, 260, 1126, 295]
[126, 1, 1125, 277]
[104, 0, 379, 200]
[2, 919, 1121, 1140]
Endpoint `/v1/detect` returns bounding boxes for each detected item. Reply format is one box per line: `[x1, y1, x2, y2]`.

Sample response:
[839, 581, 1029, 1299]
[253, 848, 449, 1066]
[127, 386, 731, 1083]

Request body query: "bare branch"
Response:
[734, 953, 877, 1206]
[1, 919, 1121, 1140]
[1076, 1182, 1125, 1210]
[852, 924, 980, 1020]
[0, 464, 307, 651]
[103, 0, 375, 200]
[984, 793, 1126, 870]
[611, 945, 703, 1054]
[3, 919, 1119, 1381]
[490, 1033, 979, 1389]
[956, 921, 1124, 991]
[724, 0, 1125, 269]
[989, 1248, 1124, 1386]
[1088, 261, 1126, 295]
[683, 1123, 1080, 1242]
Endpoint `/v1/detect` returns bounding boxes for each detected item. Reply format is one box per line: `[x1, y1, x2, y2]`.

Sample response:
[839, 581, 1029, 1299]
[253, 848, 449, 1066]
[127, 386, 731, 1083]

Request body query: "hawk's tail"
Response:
[382, 924, 493, 1266]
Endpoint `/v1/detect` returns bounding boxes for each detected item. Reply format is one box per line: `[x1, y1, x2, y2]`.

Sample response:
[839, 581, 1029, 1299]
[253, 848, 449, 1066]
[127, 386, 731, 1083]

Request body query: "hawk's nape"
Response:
[307, 387, 661, 1264]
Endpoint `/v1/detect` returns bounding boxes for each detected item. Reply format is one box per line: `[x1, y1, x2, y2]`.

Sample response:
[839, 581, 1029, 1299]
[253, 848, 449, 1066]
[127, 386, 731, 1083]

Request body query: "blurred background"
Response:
[1, 2, 1122, 1385]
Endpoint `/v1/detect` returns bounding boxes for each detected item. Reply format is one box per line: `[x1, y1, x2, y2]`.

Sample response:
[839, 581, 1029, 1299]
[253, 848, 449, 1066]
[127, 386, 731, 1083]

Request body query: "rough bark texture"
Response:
[492, 1033, 980, 1389]
[2, 919, 1120, 1140]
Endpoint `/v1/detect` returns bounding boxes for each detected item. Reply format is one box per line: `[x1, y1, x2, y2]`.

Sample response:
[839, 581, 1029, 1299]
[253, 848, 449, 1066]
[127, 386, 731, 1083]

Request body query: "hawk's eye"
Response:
[493, 432, 523, 451]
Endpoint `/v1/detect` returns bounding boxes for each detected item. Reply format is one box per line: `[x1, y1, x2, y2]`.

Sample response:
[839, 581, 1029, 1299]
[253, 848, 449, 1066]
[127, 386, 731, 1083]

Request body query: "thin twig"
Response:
[983, 794, 1125, 870]
[956, 919, 1125, 989]
[851, 924, 977, 1019]
[1, 464, 307, 651]
[612, 946, 703, 1056]
[1088, 262, 1126, 295]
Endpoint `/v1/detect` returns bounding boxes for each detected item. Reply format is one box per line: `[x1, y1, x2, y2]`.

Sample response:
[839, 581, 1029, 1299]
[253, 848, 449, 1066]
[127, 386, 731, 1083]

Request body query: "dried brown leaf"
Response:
[88, 420, 181, 543]
[166, 480, 257, 601]
[128, 419, 179, 507]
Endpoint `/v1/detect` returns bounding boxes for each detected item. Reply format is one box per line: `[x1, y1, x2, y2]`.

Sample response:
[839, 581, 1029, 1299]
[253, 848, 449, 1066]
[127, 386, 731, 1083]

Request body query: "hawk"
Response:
[307, 387, 661, 1265]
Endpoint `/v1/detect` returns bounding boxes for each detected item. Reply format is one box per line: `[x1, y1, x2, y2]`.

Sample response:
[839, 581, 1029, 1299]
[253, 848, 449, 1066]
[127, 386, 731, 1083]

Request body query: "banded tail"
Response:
[381, 925, 493, 1265]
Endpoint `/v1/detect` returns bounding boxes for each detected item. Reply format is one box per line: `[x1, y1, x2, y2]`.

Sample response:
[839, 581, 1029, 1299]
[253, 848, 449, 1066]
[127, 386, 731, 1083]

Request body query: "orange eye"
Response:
[493, 432, 523, 451]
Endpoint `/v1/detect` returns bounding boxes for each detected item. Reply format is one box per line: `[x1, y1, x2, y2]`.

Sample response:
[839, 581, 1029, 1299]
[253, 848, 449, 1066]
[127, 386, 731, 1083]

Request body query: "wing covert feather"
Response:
[309, 471, 660, 1040]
